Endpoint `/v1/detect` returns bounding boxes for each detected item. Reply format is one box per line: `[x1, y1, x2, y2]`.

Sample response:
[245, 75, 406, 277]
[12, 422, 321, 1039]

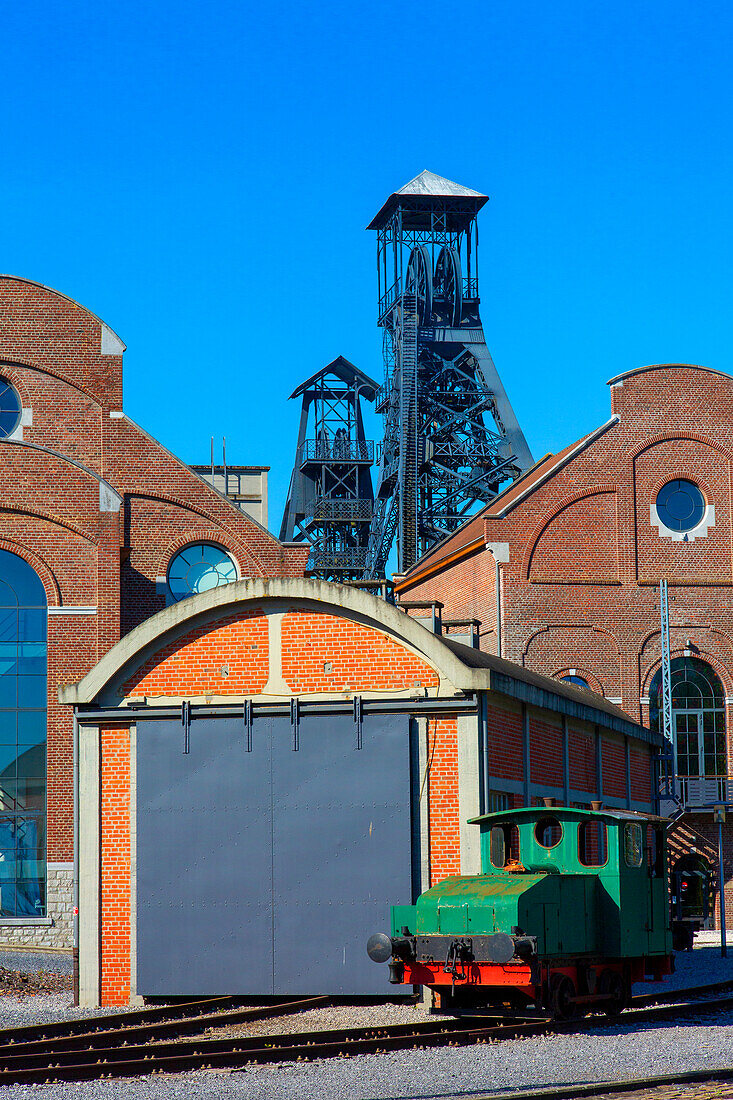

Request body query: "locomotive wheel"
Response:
[599, 968, 627, 1015]
[549, 974, 578, 1020]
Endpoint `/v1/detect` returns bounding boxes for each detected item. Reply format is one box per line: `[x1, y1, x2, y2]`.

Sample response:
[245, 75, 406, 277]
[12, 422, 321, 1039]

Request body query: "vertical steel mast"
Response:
[659, 578, 678, 803]
[365, 170, 534, 576]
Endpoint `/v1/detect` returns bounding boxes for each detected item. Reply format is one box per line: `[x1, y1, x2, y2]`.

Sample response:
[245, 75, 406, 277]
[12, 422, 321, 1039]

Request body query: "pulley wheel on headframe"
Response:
[434, 246, 463, 326]
[405, 245, 433, 325]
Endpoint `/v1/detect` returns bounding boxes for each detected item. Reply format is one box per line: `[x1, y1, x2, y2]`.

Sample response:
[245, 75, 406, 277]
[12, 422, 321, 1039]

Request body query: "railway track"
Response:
[0, 981, 731, 1085]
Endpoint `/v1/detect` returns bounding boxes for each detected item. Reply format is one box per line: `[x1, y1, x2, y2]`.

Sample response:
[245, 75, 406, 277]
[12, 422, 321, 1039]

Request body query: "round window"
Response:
[167, 543, 237, 601]
[0, 379, 21, 439]
[534, 816, 563, 849]
[656, 480, 705, 533]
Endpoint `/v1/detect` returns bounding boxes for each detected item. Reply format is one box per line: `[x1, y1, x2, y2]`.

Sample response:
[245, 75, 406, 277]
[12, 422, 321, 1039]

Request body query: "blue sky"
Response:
[2, 1, 733, 534]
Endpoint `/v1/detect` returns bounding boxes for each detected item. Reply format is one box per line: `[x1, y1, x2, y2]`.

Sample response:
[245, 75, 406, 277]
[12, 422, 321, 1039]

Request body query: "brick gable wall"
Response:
[0, 278, 307, 942]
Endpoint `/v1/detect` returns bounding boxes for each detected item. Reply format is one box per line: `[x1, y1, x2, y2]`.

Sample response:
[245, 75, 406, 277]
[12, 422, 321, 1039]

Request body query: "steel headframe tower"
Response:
[364, 170, 534, 576]
[280, 357, 379, 581]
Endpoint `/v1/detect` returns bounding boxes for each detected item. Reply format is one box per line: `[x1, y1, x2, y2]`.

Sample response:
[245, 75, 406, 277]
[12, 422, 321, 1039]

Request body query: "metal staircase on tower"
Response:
[364, 170, 534, 576]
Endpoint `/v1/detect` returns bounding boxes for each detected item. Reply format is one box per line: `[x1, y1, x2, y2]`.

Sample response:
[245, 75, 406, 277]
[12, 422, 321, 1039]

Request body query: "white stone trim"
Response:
[650, 500, 715, 542]
[48, 607, 97, 616]
[109, 410, 124, 418]
[47, 862, 73, 871]
[0, 918, 53, 926]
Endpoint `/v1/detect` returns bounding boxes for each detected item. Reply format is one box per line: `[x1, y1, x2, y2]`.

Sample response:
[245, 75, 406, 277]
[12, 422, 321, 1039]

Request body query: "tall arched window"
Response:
[0, 551, 47, 917]
[649, 656, 726, 785]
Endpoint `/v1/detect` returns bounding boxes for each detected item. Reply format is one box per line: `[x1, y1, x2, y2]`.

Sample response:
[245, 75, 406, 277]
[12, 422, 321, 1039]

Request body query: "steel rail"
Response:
[0, 996, 329, 1055]
[465, 1067, 733, 1100]
[0, 994, 325, 1042]
[0, 989, 733, 1085]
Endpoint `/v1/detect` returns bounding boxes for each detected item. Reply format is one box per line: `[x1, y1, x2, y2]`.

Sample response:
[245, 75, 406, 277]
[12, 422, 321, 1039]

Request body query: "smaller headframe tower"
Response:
[280, 357, 379, 580]
[365, 170, 534, 576]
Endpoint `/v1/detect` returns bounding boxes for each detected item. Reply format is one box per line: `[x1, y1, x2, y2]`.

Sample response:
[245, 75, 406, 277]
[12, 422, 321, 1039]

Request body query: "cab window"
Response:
[646, 824, 663, 877]
[624, 822, 643, 867]
[535, 816, 562, 849]
[490, 823, 520, 867]
[578, 820, 607, 866]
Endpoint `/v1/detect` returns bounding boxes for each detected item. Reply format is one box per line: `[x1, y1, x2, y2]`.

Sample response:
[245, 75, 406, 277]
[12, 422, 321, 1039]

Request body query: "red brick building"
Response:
[397, 363, 733, 929]
[0, 276, 308, 948]
[61, 578, 657, 1006]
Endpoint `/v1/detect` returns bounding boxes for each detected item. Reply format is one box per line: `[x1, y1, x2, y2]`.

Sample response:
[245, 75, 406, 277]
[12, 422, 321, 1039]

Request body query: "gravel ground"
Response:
[0, 945, 729, 1098]
[0, 949, 72, 975]
[0, 1008, 731, 1100]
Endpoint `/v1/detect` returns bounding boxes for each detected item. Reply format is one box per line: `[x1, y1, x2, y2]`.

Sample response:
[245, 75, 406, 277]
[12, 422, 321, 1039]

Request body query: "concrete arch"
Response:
[61, 578, 474, 705]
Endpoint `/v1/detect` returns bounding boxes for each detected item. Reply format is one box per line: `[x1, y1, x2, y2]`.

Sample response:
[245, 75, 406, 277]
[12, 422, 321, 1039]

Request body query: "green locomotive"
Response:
[368, 806, 673, 1017]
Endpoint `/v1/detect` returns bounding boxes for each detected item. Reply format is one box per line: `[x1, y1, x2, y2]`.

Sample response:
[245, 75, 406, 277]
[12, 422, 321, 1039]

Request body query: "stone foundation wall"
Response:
[0, 867, 73, 949]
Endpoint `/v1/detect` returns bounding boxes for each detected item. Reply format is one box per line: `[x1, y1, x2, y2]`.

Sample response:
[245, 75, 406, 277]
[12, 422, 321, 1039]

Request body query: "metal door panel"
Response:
[272, 713, 412, 994]
[136, 718, 273, 995]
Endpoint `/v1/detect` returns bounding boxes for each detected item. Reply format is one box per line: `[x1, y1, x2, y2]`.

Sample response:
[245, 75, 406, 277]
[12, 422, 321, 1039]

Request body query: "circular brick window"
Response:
[656, 479, 705, 533]
[0, 378, 21, 438]
[167, 543, 237, 601]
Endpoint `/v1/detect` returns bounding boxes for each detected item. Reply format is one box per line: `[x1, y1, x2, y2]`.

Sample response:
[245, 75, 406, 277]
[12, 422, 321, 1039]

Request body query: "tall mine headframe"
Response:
[280, 357, 378, 581]
[365, 170, 534, 576]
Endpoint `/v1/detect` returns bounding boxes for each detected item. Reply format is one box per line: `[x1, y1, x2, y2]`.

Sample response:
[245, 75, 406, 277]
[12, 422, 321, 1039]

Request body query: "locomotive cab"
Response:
[368, 806, 673, 1018]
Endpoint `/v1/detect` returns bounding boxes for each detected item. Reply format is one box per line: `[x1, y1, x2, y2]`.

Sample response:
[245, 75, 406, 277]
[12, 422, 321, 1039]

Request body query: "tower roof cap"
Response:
[367, 170, 488, 230]
[289, 356, 380, 401]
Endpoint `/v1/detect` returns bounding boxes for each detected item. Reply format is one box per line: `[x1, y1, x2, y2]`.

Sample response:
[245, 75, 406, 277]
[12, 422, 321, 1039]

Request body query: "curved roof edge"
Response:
[59, 578, 471, 704]
[58, 578, 655, 744]
[0, 275, 126, 352]
[607, 362, 733, 386]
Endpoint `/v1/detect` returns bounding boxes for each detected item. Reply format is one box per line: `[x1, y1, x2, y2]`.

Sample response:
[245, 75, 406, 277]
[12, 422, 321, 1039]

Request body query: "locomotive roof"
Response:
[468, 806, 669, 826]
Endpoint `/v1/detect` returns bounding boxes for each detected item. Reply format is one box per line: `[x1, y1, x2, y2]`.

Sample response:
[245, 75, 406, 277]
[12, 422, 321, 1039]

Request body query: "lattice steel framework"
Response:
[658, 578, 678, 802]
[364, 171, 534, 576]
[280, 357, 378, 580]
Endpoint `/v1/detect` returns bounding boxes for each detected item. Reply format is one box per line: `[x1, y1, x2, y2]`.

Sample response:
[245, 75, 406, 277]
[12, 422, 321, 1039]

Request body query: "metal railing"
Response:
[305, 497, 373, 521]
[307, 548, 369, 570]
[299, 439, 374, 465]
[676, 775, 729, 807]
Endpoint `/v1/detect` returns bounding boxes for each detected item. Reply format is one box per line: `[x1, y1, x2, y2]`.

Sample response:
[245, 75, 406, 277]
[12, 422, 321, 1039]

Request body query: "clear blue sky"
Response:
[2, 1, 732, 533]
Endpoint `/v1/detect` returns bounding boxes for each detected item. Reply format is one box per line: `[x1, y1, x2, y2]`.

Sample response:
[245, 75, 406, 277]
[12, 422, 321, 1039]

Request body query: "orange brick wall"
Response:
[569, 726, 597, 794]
[121, 608, 440, 701]
[427, 717, 461, 885]
[281, 611, 439, 693]
[100, 728, 131, 1007]
[602, 736, 626, 799]
[487, 705, 524, 781]
[529, 715, 564, 786]
[123, 611, 269, 697]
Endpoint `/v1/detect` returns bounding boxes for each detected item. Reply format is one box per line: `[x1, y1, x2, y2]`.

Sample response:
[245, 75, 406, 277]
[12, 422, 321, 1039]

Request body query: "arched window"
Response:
[0, 550, 47, 917]
[649, 657, 726, 783]
[561, 674, 590, 689]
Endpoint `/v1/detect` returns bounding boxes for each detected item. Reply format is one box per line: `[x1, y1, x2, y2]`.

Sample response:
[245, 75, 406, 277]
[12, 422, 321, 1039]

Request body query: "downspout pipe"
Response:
[485, 543, 510, 658]
[72, 710, 79, 1005]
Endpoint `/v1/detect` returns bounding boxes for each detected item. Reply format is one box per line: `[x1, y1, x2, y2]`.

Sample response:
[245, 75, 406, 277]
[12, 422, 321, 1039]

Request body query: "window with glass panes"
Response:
[0, 550, 46, 917]
[649, 657, 726, 779]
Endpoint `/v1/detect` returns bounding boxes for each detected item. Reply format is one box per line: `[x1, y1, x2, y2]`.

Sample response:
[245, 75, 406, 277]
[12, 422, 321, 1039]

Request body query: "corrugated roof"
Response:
[442, 638, 660, 745]
[289, 357, 380, 401]
[396, 170, 486, 199]
[367, 171, 488, 230]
